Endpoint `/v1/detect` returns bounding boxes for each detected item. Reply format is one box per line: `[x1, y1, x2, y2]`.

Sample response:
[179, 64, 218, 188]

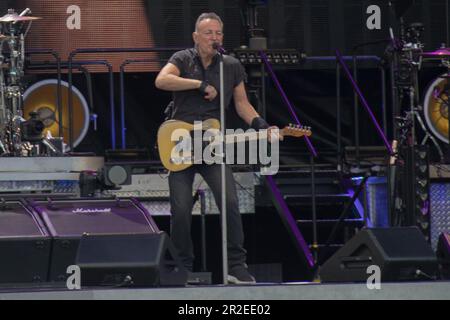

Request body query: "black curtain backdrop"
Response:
[2, 1, 447, 161]
[95, 0, 450, 162]
[145, 0, 449, 58]
[58, 63, 444, 164]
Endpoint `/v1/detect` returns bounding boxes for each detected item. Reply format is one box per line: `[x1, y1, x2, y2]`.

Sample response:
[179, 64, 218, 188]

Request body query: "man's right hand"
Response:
[203, 84, 217, 101]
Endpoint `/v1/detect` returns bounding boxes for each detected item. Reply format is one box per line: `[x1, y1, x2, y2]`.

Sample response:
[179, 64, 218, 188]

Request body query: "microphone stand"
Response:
[216, 45, 228, 285]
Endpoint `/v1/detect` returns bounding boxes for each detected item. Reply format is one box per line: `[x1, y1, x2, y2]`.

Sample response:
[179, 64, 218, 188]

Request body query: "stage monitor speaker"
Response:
[0, 201, 51, 284]
[319, 227, 438, 282]
[76, 232, 188, 287]
[437, 232, 450, 279]
[28, 198, 160, 282]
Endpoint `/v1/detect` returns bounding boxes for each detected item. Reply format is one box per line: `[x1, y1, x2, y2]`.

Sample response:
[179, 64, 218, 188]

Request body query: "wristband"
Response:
[198, 81, 208, 94]
[251, 116, 270, 130]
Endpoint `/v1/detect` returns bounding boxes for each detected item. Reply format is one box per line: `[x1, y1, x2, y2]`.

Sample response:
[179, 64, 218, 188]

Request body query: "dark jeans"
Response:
[168, 164, 247, 271]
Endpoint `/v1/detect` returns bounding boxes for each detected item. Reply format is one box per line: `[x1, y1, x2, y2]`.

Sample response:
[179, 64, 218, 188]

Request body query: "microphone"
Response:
[212, 42, 226, 54]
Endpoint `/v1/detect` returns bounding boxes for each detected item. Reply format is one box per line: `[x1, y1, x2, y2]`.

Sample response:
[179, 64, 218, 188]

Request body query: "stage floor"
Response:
[1, 281, 450, 300]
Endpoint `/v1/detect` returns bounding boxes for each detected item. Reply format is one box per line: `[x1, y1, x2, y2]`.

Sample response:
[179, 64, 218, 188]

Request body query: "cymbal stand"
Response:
[0, 13, 31, 156]
[5, 22, 24, 117]
[0, 48, 7, 154]
[390, 23, 444, 226]
[401, 49, 444, 162]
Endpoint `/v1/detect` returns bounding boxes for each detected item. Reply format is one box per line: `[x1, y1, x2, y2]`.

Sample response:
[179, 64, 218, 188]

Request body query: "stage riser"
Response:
[107, 172, 255, 215]
[0, 157, 102, 196]
[0, 157, 104, 173]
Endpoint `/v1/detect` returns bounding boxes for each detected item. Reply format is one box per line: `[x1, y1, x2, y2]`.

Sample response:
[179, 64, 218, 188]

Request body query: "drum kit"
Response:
[0, 8, 56, 156]
[391, 21, 449, 151]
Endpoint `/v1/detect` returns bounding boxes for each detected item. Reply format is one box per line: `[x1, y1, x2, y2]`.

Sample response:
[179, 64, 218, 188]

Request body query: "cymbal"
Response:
[0, 12, 42, 23]
[422, 48, 450, 57]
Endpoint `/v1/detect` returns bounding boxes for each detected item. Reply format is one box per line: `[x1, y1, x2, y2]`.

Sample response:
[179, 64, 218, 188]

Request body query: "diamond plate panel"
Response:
[107, 173, 255, 215]
[52, 180, 79, 194]
[138, 201, 171, 216]
[204, 188, 255, 214]
[366, 177, 389, 227]
[430, 183, 450, 250]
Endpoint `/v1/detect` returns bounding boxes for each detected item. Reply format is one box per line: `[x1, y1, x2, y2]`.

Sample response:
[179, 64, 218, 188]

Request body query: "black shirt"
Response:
[167, 48, 246, 123]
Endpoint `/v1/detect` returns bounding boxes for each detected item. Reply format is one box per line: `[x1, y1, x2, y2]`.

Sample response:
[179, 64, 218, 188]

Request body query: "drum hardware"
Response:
[0, 8, 66, 157]
[389, 22, 445, 162]
[387, 17, 448, 234]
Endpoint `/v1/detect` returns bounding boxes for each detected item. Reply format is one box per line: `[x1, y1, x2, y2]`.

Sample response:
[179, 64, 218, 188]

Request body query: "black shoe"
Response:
[227, 264, 256, 284]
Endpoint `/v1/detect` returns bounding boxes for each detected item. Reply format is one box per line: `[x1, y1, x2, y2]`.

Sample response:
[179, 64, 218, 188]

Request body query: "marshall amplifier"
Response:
[0, 201, 51, 284]
[28, 198, 160, 282]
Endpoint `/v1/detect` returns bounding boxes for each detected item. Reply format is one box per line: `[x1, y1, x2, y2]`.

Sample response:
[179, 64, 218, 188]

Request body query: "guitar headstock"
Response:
[282, 124, 312, 137]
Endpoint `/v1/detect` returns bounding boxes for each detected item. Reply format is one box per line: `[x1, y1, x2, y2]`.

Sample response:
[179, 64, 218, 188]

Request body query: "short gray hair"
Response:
[195, 12, 223, 32]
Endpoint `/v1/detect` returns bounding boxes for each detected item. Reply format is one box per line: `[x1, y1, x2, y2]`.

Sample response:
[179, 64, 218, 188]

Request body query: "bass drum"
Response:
[22, 79, 90, 150]
[423, 74, 449, 144]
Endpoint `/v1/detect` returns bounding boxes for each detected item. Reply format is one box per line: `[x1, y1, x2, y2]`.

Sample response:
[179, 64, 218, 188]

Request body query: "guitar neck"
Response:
[206, 127, 308, 146]
[223, 131, 267, 144]
[223, 128, 294, 143]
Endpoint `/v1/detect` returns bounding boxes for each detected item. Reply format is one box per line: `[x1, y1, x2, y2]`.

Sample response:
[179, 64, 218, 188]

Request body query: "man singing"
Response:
[155, 12, 281, 284]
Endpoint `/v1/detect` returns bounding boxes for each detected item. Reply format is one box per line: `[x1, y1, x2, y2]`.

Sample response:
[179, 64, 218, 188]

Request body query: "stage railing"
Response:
[26, 50, 63, 137]
[68, 47, 185, 150]
[61, 48, 389, 161]
[119, 58, 166, 150]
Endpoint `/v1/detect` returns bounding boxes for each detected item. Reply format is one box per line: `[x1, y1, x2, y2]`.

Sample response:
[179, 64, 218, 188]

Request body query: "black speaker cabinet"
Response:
[76, 232, 188, 287]
[28, 198, 160, 282]
[0, 201, 51, 284]
[319, 227, 438, 282]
